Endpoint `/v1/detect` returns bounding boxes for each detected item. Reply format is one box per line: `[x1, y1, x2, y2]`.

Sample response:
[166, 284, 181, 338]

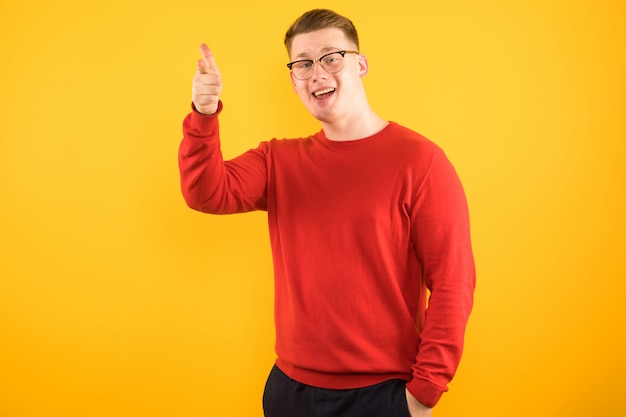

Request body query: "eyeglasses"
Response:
[287, 50, 359, 80]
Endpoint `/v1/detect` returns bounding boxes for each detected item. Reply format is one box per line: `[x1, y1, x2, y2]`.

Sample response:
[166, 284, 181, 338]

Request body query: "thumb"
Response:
[198, 43, 220, 74]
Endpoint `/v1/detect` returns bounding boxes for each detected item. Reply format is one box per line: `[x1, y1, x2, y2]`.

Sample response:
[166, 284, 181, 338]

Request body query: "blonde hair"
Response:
[284, 9, 360, 55]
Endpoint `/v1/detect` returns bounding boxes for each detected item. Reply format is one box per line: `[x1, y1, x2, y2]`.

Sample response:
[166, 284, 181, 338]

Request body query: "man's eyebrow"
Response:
[294, 46, 340, 60]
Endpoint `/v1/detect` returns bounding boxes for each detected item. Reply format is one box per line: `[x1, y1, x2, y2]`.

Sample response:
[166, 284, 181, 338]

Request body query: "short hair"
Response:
[284, 9, 360, 56]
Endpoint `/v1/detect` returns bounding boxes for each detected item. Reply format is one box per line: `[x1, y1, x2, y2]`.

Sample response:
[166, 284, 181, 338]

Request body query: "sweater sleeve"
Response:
[178, 101, 268, 214]
[406, 149, 476, 408]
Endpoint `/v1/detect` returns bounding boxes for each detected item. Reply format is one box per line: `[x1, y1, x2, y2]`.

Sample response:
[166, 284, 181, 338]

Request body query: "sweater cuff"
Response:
[191, 100, 223, 115]
[406, 377, 446, 408]
[185, 100, 223, 137]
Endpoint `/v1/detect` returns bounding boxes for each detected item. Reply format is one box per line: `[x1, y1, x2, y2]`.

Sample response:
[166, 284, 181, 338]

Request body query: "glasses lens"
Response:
[320, 52, 344, 74]
[292, 61, 313, 80]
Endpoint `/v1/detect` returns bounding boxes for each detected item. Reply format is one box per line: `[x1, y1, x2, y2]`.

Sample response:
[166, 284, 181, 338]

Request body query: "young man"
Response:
[179, 9, 475, 417]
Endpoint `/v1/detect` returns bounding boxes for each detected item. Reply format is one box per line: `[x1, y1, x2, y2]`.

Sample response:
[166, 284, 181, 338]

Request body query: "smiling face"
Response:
[288, 28, 369, 125]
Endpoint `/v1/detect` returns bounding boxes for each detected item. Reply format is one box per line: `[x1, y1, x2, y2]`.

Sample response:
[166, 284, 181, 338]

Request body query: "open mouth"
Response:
[312, 88, 336, 98]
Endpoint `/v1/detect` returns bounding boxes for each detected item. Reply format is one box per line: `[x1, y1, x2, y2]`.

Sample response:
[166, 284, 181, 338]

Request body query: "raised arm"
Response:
[179, 45, 268, 214]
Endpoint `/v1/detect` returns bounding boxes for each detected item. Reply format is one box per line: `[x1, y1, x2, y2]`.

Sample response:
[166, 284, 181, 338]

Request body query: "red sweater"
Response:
[179, 102, 475, 408]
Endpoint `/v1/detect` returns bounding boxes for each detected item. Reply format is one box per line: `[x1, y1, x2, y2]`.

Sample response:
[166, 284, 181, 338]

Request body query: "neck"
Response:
[321, 106, 388, 141]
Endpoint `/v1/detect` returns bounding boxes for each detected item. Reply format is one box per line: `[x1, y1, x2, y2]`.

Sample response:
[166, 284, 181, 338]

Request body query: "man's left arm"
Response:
[407, 148, 476, 409]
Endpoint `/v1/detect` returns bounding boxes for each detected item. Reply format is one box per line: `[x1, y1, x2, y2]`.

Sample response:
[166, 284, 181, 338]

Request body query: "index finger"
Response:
[198, 43, 220, 74]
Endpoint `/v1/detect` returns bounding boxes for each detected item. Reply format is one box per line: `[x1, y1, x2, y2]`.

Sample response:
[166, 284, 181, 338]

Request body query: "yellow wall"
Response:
[1, 0, 624, 416]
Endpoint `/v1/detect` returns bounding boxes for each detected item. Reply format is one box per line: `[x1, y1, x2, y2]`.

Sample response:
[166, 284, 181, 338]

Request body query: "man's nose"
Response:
[311, 61, 328, 80]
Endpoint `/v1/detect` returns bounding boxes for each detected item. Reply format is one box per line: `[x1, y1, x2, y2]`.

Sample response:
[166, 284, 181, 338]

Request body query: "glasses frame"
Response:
[287, 50, 359, 80]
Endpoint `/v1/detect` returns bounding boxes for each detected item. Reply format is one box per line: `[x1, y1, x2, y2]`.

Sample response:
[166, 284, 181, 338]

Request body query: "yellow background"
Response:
[1, 0, 625, 416]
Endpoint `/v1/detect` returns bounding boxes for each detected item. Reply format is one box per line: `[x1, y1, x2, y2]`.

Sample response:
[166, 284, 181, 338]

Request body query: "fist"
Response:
[192, 44, 222, 115]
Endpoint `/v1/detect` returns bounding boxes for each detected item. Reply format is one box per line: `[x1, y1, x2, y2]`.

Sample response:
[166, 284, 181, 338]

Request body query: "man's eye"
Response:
[297, 61, 313, 69]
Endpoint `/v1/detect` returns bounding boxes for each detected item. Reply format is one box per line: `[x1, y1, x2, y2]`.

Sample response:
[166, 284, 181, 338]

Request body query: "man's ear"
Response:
[358, 54, 369, 78]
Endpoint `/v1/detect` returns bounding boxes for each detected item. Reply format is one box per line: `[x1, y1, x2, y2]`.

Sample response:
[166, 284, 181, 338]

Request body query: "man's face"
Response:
[288, 28, 367, 124]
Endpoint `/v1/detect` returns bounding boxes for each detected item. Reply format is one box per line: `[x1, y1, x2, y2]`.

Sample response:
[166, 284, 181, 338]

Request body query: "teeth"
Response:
[313, 88, 335, 97]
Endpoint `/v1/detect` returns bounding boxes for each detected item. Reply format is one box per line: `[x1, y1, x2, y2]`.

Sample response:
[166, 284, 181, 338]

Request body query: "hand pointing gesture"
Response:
[192, 44, 222, 115]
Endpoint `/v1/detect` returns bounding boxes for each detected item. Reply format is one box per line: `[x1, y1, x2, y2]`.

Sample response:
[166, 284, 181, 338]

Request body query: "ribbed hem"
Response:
[275, 358, 410, 391]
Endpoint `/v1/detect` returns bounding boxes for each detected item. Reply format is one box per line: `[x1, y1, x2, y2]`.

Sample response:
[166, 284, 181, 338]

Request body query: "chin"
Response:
[307, 104, 340, 123]
[310, 110, 336, 124]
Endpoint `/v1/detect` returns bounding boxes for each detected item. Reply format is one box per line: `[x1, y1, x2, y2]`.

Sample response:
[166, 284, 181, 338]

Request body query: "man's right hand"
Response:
[192, 44, 222, 115]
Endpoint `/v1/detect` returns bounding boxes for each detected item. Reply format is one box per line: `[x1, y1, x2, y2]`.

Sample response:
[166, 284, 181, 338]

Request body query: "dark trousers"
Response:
[263, 365, 411, 417]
